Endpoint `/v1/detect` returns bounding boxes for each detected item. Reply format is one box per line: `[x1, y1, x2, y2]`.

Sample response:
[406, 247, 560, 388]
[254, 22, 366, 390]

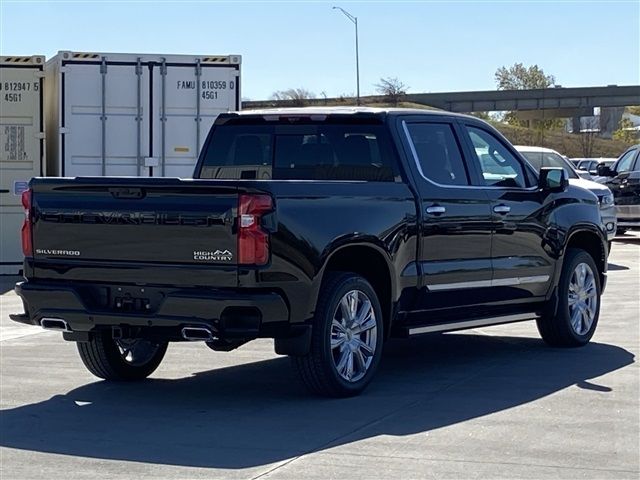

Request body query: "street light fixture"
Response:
[333, 6, 360, 105]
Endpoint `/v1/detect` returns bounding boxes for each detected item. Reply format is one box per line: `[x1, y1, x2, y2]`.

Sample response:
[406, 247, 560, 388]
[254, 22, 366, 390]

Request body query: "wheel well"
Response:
[324, 246, 393, 337]
[566, 231, 606, 281]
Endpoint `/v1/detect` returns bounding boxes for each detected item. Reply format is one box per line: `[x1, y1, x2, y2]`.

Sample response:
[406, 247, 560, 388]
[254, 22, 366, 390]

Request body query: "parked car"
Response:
[12, 108, 609, 397]
[597, 145, 640, 234]
[515, 146, 617, 242]
[574, 158, 617, 183]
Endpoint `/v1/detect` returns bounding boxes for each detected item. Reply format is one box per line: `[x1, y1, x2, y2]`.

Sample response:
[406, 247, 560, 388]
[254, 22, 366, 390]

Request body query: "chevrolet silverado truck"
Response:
[12, 108, 608, 397]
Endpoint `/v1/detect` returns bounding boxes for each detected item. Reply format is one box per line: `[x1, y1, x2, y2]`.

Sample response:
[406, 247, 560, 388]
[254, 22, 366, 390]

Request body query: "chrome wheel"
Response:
[568, 262, 598, 335]
[115, 339, 161, 367]
[330, 289, 378, 383]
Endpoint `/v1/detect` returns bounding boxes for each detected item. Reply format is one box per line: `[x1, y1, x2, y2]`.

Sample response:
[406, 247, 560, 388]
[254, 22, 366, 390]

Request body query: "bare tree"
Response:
[271, 88, 315, 107]
[579, 117, 600, 157]
[375, 77, 408, 106]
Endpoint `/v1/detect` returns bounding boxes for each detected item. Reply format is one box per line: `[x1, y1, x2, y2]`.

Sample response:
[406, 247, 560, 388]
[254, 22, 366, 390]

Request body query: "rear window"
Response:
[199, 123, 399, 181]
[520, 151, 579, 179]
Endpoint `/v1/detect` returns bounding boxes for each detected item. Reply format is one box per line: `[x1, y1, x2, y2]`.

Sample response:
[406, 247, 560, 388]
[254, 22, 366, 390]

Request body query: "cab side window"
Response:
[464, 126, 528, 188]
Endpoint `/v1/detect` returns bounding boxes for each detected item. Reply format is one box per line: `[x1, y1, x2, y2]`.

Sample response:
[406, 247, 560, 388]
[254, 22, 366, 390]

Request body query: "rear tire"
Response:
[292, 272, 384, 397]
[536, 248, 601, 347]
[77, 331, 168, 381]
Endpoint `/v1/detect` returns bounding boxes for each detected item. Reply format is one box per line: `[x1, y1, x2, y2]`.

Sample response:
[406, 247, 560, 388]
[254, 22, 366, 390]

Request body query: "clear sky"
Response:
[1, 1, 639, 100]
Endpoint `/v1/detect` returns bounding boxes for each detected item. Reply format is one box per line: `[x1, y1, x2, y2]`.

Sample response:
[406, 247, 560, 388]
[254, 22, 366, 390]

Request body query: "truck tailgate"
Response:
[29, 178, 242, 285]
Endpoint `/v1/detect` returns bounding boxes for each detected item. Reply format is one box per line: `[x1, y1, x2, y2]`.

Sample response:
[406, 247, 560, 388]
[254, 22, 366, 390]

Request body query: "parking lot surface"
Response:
[1, 233, 638, 479]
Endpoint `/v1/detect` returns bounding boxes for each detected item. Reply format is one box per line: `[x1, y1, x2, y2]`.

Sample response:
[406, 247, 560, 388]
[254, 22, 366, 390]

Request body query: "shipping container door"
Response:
[0, 65, 43, 273]
[152, 63, 239, 178]
[64, 62, 150, 177]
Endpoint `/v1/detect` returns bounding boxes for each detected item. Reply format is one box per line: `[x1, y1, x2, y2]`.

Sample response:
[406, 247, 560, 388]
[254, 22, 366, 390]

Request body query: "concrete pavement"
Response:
[1, 233, 638, 479]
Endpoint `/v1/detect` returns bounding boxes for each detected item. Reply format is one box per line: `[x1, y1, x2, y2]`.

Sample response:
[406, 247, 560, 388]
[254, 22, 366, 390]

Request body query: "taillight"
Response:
[238, 194, 273, 265]
[21, 189, 33, 257]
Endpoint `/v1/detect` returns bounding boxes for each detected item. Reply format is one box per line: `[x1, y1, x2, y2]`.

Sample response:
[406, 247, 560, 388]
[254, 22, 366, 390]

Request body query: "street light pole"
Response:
[333, 6, 360, 105]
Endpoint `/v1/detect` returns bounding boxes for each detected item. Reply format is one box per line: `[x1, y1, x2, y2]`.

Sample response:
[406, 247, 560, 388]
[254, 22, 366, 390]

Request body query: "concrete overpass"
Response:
[404, 85, 640, 113]
[243, 85, 640, 137]
[243, 85, 640, 112]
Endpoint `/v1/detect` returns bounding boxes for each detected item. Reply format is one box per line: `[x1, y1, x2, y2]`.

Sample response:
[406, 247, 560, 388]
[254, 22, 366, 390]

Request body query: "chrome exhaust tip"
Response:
[40, 318, 70, 332]
[181, 326, 214, 341]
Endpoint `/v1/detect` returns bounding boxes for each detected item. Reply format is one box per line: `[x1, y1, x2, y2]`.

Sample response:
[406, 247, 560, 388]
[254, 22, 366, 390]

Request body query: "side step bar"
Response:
[407, 312, 539, 336]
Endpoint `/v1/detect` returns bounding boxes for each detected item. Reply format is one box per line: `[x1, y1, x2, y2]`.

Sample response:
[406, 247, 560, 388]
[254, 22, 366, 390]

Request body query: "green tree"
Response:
[613, 118, 637, 144]
[494, 63, 560, 136]
[495, 63, 556, 91]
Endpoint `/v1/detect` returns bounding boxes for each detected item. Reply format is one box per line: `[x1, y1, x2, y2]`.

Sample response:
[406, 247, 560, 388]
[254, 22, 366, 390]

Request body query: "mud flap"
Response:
[274, 325, 312, 356]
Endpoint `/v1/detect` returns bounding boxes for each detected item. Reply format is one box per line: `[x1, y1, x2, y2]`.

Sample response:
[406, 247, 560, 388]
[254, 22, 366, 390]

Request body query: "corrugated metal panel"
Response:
[46, 51, 241, 178]
[0, 57, 45, 274]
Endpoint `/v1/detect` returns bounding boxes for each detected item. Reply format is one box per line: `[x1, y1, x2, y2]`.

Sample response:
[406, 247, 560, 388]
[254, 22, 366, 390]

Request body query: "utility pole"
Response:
[333, 6, 360, 105]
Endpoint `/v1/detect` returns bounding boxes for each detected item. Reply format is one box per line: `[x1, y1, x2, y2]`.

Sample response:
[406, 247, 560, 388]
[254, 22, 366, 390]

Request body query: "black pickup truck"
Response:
[12, 108, 608, 397]
[597, 144, 640, 233]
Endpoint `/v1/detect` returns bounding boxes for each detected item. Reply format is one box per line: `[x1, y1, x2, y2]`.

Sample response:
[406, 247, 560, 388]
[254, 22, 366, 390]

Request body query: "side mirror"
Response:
[539, 167, 568, 192]
[596, 164, 614, 177]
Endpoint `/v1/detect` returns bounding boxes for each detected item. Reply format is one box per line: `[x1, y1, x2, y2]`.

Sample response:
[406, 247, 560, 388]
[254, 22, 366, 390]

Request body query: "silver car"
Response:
[515, 146, 617, 242]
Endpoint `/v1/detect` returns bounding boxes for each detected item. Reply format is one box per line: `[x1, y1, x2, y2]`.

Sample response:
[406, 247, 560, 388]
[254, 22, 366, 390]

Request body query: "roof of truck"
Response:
[234, 106, 472, 118]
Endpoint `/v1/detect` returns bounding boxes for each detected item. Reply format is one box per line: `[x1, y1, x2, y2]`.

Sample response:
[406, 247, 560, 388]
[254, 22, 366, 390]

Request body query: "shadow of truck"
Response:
[0, 333, 634, 469]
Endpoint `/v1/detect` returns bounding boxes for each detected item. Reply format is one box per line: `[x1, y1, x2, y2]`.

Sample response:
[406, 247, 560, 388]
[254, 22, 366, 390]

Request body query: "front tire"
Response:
[536, 248, 601, 347]
[77, 331, 168, 380]
[292, 272, 384, 397]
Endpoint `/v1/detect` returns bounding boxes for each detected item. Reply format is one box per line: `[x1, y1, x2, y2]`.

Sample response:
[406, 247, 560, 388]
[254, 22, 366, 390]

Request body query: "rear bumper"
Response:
[11, 280, 291, 340]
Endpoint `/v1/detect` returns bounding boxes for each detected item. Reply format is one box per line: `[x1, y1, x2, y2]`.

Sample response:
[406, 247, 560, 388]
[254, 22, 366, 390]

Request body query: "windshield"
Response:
[520, 151, 579, 179]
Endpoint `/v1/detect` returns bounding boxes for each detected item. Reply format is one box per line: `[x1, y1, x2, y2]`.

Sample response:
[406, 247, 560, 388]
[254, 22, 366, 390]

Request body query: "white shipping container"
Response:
[0, 55, 45, 274]
[46, 51, 241, 178]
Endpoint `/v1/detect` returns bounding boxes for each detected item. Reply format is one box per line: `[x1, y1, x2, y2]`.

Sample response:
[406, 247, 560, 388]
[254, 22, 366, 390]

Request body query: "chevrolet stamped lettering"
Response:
[35, 249, 81, 256]
[39, 211, 223, 226]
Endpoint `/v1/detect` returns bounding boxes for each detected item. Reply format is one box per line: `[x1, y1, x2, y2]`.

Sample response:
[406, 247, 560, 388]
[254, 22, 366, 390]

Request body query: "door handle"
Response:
[493, 204, 511, 214]
[426, 205, 446, 215]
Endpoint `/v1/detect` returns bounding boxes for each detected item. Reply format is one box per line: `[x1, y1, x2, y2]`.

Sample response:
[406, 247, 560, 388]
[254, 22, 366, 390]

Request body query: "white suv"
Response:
[515, 146, 617, 242]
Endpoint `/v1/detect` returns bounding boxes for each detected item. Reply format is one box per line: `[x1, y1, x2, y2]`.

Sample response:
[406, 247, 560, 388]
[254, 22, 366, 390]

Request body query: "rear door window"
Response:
[200, 122, 399, 181]
[404, 122, 470, 186]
